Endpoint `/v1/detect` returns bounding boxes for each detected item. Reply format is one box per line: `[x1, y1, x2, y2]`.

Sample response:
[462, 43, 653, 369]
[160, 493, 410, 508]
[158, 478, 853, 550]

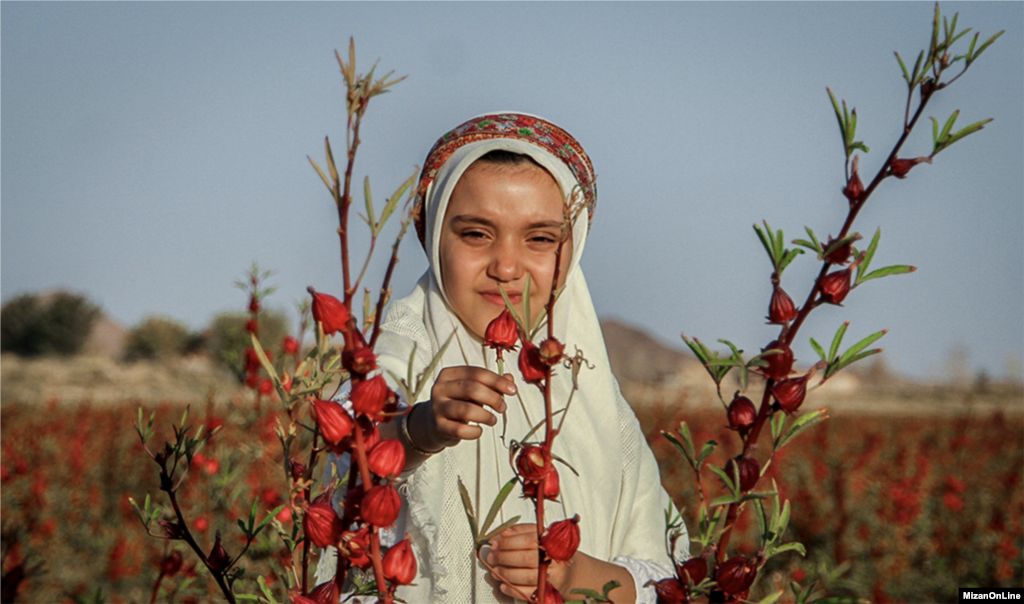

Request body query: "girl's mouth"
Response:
[481, 292, 521, 306]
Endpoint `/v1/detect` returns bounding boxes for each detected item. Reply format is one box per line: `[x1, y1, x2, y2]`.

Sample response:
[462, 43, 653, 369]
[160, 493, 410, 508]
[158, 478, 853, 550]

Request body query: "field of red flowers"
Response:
[2, 387, 1021, 603]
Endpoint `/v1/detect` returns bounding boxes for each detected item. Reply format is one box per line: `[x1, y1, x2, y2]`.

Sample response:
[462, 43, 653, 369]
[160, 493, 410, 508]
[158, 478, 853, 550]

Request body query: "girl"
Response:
[317, 113, 685, 602]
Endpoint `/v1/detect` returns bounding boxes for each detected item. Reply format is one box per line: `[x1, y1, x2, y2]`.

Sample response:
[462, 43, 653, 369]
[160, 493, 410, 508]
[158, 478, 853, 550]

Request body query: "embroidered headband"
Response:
[413, 113, 597, 246]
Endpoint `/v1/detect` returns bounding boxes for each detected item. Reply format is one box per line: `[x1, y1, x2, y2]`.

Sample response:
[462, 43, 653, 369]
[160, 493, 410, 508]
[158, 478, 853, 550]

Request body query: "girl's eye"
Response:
[462, 230, 488, 240]
[530, 234, 558, 244]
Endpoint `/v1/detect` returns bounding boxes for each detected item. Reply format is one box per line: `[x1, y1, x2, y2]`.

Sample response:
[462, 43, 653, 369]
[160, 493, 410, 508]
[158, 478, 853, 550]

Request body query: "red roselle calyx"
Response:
[361, 484, 401, 528]
[539, 337, 565, 366]
[522, 466, 560, 500]
[819, 268, 852, 305]
[283, 335, 300, 355]
[515, 444, 552, 483]
[248, 295, 260, 314]
[533, 586, 565, 604]
[208, 531, 231, 572]
[159, 550, 183, 577]
[761, 340, 794, 381]
[767, 285, 798, 324]
[679, 556, 708, 585]
[484, 308, 519, 354]
[349, 375, 394, 419]
[518, 341, 548, 384]
[382, 538, 417, 585]
[368, 438, 406, 479]
[727, 395, 757, 437]
[541, 515, 581, 562]
[245, 319, 258, 334]
[715, 556, 758, 596]
[342, 328, 378, 376]
[889, 156, 931, 179]
[726, 456, 761, 493]
[339, 527, 372, 569]
[289, 458, 308, 481]
[772, 373, 812, 414]
[337, 418, 381, 454]
[310, 398, 355, 446]
[652, 577, 688, 603]
[823, 236, 854, 266]
[842, 155, 864, 203]
[308, 580, 340, 604]
[308, 287, 351, 336]
[303, 489, 344, 549]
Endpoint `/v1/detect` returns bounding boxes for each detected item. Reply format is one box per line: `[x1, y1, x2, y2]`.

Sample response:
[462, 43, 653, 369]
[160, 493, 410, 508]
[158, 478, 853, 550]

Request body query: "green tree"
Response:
[124, 316, 192, 362]
[206, 310, 288, 382]
[0, 291, 100, 356]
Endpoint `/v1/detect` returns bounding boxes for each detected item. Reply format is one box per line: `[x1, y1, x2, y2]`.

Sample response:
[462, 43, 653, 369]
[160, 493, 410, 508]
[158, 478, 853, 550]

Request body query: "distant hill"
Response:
[599, 318, 695, 385]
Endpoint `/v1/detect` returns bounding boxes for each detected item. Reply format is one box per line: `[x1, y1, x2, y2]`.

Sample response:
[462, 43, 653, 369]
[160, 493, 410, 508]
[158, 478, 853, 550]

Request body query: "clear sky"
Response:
[2, 2, 1021, 381]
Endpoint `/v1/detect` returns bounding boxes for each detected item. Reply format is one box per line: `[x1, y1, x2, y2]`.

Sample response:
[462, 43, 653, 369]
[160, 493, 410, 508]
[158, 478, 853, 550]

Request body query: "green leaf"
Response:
[257, 575, 280, 604]
[911, 50, 924, 86]
[479, 516, 522, 546]
[709, 463, 738, 497]
[895, 52, 911, 85]
[412, 333, 454, 401]
[779, 248, 805, 272]
[379, 169, 418, 234]
[858, 265, 916, 285]
[837, 348, 883, 372]
[970, 30, 1004, 65]
[754, 498, 768, 544]
[944, 118, 994, 149]
[257, 505, 287, 534]
[251, 334, 280, 382]
[480, 478, 518, 538]
[664, 431, 696, 471]
[822, 233, 861, 263]
[363, 176, 376, 231]
[523, 274, 532, 334]
[696, 440, 718, 467]
[756, 590, 785, 604]
[457, 477, 478, 540]
[840, 330, 887, 364]
[778, 499, 792, 535]
[809, 338, 827, 363]
[776, 409, 830, 451]
[940, 110, 959, 142]
[754, 223, 776, 269]
[325, 137, 339, 189]
[498, 285, 524, 332]
[710, 494, 738, 508]
[770, 412, 786, 445]
[308, 157, 334, 195]
[828, 322, 849, 365]
[771, 542, 807, 557]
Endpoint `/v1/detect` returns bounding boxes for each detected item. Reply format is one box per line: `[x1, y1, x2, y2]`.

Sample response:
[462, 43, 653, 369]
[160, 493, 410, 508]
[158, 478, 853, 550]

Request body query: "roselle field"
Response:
[1, 354, 1021, 603]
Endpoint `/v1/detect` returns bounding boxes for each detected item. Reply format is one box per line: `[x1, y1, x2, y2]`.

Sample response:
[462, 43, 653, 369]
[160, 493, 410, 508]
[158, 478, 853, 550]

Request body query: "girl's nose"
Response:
[487, 241, 523, 282]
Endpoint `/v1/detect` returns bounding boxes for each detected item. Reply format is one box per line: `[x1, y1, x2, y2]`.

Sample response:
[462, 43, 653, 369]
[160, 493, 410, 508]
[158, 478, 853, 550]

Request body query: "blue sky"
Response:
[2, 2, 1021, 381]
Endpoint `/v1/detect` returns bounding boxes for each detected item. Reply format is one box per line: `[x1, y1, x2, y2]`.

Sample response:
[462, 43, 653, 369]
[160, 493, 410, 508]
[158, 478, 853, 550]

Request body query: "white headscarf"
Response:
[318, 114, 681, 603]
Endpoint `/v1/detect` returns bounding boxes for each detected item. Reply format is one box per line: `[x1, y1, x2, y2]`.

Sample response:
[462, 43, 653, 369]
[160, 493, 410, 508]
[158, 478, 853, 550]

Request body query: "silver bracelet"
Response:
[401, 404, 445, 456]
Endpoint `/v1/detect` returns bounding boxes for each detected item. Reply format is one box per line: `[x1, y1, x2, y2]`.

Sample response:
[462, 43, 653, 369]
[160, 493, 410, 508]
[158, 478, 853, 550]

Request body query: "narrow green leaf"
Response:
[772, 542, 807, 557]
[828, 322, 849, 364]
[258, 505, 287, 534]
[696, 440, 718, 466]
[792, 239, 819, 253]
[837, 348, 883, 372]
[858, 265, 917, 284]
[249, 498, 259, 531]
[457, 478, 478, 540]
[945, 118, 994, 147]
[779, 248, 804, 272]
[325, 137, 339, 186]
[777, 409, 830, 450]
[413, 333, 454, 401]
[940, 110, 960, 142]
[895, 52, 911, 85]
[250, 334, 281, 383]
[840, 330, 887, 363]
[498, 285, 524, 332]
[708, 463, 737, 495]
[973, 30, 1004, 63]
[522, 274, 532, 335]
[754, 223, 776, 268]
[778, 499, 791, 535]
[308, 157, 334, 195]
[237, 518, 249, 536]
[931, 116, 940, 146]
[770, 412, 786, 445]
[258, 575, 280, 604]
[911, 50, 924, 85]
[774, 226, 785, 265]
[663, 431, 697, 470]
[363, 176, 376, 231]
[756, 590, 785, 604]
[754, 498, 768, 543]
[966, 32, 979, 60]
[480, 478, 518, 538]
[479, 516, 522, 546]
[710, 494, 738, 508]
[809, 338, 827, 362]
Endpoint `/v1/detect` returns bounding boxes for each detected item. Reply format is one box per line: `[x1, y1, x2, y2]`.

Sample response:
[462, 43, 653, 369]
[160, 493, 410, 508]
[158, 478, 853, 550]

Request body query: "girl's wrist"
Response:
[401, 402, 445, 456]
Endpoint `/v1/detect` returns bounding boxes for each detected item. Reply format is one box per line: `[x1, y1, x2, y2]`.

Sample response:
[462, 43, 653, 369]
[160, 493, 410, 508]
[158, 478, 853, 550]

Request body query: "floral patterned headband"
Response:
[413, 113, 597, 245]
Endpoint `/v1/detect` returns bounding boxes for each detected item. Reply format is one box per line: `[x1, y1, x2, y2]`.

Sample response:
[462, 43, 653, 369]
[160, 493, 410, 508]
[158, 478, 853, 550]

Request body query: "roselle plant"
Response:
[129, 40, 445, 604]
[657, 5, 1001, 603]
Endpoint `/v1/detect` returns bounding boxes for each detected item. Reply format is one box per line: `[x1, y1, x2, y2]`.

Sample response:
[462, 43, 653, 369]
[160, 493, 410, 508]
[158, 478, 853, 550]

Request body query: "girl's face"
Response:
[439, 161, 572, 341]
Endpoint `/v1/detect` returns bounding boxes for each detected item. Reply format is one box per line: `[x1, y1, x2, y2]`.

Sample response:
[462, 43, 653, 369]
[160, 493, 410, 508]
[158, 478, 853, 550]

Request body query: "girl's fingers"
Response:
[487, 547, 538, 569]
[440, 400, 499, 427]
[437, 416, 483, 441]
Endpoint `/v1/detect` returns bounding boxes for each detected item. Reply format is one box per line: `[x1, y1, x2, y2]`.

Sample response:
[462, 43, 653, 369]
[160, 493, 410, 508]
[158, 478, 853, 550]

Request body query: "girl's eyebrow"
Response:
[449, 214, 563, 230]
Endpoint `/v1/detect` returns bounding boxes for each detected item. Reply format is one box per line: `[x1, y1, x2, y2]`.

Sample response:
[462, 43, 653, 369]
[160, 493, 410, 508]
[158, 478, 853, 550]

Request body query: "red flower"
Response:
[283, 336, 300, 355]
[258, 378, 274, 396]
[541, 515, 581, 562]
[761, 340, 794, 381]
[208, 531, 232, 572]
[725, 456, 761, 493]
[309, 288, 351, 336]
[308, 581, 339, 604]
[340, 330, 376, 378]
[767, 285, 798, 324]
[349, 375, 394, 419]
[484, 309, 519, 354]
[361, 484, 401, 528]
[311, 398, 355, 446]
[194, 516, 209, 532]
[382, 538, 417, 585]
[819, 268, 852, 305]
[889, 156, 931, 179]
[679, 556, 708, 585]
[842, 156, 864, 202]
[159, 550, 183, 577]
[652, 577, 689, 603]
[303, 489, 343, 549]
[532, 586, 565, 604]
[248, 296, 260, 314]
[515, 445, 552, 483]
[772, 374, 811, 414]
[518, 341, 548, 384]
[368, 439, 406, 479]
[245, 319, 258, 334]
[339, 527, 372, 570]
[539, 338, 565, 366]
[727, 395, 757, 436]
[522, 467, 560, 500]
[715, 556, 757, 595]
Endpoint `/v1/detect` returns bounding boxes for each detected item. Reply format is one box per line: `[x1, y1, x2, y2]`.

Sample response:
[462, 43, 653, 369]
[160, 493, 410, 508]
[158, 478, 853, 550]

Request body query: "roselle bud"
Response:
[245, 319, 258, 334]
[159, 550, 183, 577]
[889, 156, 931, 179]
[289, 458, 308, 481]
[515, 445, 552, 483]
[339, 527, 372, 569]
[258, 378, 273, 396]
[727, 395, 757, 437]
[818, 268, 852, 305]
[382, 538, 417, 585]
[767, 285, 798, 324]
[772, 374, 811, 414]
[248, 295, 260, 314]
[159, 519, 186, 540]
[652, 577, 688, 603]
[208, 531, 231, 572]
[518, 341, 548, 384]
[283, 336, 299, 355]
[725, 456, 761, 493]
[342, 328, 378, 376]
[522, 466, 560, 500]
[349, 375, 393, 418]
[715, 556, 758, 596]
[311, 398, 355, 446]
[761, 340, 794, 381]
[368, 438, 406, 479]
[303, 489, 344, 549]
[245, 347, 261, 371]
[539, 338, 565, 366]
[245, 371, 260, 390]
[679, 556, 708, 585]
[541, 515, 581, 562]
[484, 308, 519, 353]
[289, 594, 318, 604]
[361, 484, 401, 528]
[308, 581, 339, 604]
[823, 236, 853, 266]
[532, 586, 565, 604]
[308, 288, 351, 336]
[842, 155, 864, 203]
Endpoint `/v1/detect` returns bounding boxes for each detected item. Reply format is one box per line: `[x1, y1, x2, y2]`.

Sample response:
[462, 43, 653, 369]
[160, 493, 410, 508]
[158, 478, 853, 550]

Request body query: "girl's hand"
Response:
[411, 366, 514, 451]
[486, 524, 572, 599]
